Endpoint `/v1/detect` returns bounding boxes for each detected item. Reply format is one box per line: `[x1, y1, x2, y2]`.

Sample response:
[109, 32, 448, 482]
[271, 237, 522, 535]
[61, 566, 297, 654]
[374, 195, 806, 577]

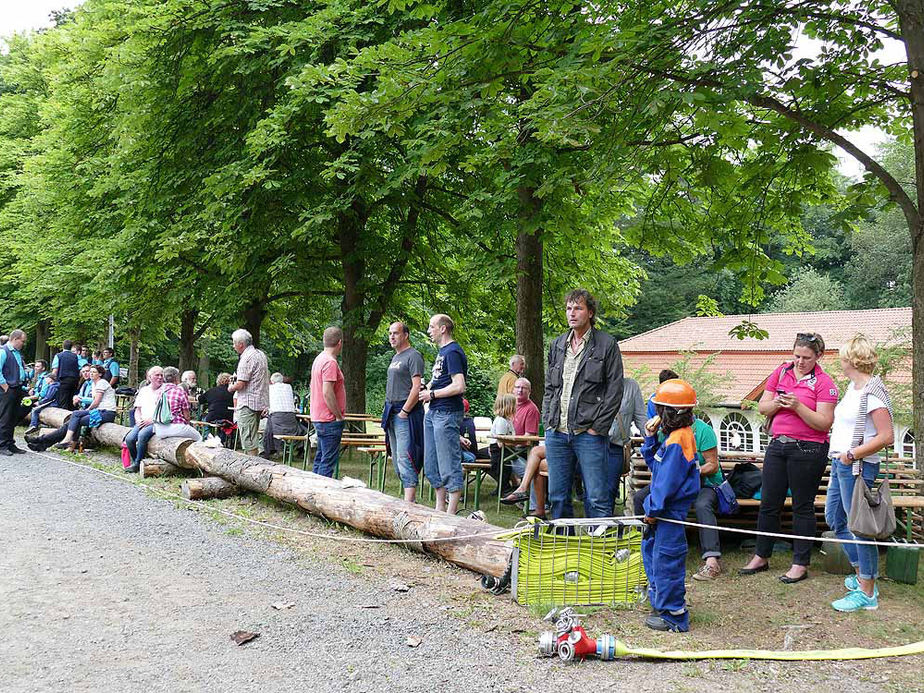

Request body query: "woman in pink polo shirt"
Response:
[740, 332, 838, 583]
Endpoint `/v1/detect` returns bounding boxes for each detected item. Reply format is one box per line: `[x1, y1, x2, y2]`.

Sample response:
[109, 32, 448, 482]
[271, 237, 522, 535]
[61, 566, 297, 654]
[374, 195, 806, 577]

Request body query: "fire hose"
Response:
[539, 608, 924, 662]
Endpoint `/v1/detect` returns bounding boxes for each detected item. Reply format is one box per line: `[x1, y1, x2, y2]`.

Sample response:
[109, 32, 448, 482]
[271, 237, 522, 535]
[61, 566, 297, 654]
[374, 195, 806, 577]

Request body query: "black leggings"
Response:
[755, 438, 828, 566]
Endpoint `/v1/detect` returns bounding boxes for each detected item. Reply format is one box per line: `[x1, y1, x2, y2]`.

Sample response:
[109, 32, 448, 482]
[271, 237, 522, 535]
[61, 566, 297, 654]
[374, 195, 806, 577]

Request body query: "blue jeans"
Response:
[825, 458, 880, 580]
[29, 406, 45, 429]
[387, 415, 417, 488]
[423, 408, 464, 492]
[67, 409, 116, 433]
[125, 423, 156, 465]
[545, 429, 610, 519]
[313, 420, 345, 478]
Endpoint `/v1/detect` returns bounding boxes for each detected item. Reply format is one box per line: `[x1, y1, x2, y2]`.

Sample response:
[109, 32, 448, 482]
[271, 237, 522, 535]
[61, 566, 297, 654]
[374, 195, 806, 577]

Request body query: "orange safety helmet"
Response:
[652, 378, 697, 409]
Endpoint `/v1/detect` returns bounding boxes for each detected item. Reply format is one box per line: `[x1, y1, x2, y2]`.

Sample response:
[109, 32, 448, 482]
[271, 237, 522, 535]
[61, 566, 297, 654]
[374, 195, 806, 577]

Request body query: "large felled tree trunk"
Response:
[36, 408, 513, 578]
[516, 185, 545, 408]
[184, 444, 512, 576]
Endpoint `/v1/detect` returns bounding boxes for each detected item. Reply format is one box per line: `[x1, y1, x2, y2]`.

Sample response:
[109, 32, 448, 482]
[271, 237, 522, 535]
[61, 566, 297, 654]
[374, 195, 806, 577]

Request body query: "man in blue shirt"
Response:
[0, 330, 28, 455]
[101, 347, 120, 387]
[419, 314, 468, 515]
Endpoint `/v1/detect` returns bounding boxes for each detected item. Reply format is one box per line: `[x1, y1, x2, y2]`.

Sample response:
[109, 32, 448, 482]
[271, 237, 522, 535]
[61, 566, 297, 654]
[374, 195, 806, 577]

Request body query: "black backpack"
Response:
[728, 462, 762, 499]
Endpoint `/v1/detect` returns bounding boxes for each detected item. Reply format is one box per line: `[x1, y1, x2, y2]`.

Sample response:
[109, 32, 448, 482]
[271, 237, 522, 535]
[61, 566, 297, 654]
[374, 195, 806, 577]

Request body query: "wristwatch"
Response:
[846, 449, 856, 461]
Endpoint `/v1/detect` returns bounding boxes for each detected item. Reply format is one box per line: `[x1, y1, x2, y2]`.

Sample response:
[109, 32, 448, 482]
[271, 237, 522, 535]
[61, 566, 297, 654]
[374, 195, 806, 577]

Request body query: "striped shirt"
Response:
[235, 345, 270, 411]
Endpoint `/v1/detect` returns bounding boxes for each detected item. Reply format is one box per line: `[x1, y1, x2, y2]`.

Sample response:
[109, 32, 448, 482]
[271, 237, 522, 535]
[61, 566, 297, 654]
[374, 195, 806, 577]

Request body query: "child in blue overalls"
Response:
[641, 378, 701, 632]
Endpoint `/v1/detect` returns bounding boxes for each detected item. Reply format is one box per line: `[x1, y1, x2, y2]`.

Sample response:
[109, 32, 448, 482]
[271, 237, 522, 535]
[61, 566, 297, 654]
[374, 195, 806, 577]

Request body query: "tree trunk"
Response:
[184, 444, 513, 577]
[34, 319, 50, 364]
[36, 407, 513, 578]
[178, 309, 199, 374]
[128, 328, 140, 387]
[340, 335, 368, 415]
[141, 460, 182, 478]
[242, 301, 267, 348]
[182, 477, 241, 500]
[897, 0, 924, 466]
[37, 409, 195, 467]
[198, 337, 211, 389]
[516, 186, 545, 408]
[339, 203, 370, 413]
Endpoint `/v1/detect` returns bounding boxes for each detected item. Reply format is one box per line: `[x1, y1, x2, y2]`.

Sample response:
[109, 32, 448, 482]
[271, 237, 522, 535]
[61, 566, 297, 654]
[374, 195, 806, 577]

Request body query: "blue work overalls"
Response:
[641, 427, 700, 632]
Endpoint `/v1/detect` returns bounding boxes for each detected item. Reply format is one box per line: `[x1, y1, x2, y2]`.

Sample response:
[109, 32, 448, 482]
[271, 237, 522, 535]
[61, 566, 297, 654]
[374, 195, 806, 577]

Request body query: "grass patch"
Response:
[341, 557, 365, 575]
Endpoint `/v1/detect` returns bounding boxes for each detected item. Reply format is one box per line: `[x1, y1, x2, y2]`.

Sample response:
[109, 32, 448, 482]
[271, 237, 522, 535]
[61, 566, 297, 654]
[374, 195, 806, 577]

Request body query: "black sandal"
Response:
[500, 490, 529, 505]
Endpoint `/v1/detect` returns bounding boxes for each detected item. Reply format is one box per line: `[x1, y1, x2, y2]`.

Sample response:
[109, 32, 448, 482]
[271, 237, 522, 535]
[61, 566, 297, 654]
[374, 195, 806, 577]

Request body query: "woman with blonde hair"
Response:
[825, 335, 893, 612]
[489, 393, 523, 494]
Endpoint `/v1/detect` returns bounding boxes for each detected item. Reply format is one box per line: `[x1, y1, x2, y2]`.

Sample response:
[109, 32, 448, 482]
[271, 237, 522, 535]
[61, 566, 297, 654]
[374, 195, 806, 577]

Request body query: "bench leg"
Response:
[474, 470, 482, 512]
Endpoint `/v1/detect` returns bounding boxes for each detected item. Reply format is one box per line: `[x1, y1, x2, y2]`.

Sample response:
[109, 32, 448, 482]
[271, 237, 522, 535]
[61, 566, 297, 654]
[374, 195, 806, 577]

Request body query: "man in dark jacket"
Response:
[0, 330, 28, 455]
[51, 340, 81, 410]
[542, 289, 624, 519]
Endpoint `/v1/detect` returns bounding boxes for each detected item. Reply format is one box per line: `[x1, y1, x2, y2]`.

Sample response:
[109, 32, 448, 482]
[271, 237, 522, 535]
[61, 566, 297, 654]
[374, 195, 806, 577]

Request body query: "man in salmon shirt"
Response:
[310, 327, 347, 478]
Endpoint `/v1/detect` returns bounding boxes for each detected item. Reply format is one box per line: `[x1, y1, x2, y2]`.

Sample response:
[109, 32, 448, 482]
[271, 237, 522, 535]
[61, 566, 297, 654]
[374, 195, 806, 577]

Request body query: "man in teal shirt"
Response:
[633, 416, 725, 580]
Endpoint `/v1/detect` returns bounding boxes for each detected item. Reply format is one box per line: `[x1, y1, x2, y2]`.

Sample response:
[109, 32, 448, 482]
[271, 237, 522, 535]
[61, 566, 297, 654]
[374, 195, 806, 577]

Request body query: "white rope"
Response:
[27, 449, 511, 545]
[23, 446, 924, 550]
[619, 514, 924, 549]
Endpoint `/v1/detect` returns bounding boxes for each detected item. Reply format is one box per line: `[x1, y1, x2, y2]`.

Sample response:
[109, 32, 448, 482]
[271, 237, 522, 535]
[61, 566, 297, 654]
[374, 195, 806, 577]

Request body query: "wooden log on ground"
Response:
[182, 477, 241, 500]
[184, 445, 512, 577]
[141, 460, 182, 478]
[39, 407, 71, 429]
[38, 408, 195, 468]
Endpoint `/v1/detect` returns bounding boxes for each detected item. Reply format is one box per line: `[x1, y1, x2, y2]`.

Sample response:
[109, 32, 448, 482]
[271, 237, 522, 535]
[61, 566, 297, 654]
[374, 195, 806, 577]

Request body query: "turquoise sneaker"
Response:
[832, 589, 878, 612]
[843, 575, 879, 598]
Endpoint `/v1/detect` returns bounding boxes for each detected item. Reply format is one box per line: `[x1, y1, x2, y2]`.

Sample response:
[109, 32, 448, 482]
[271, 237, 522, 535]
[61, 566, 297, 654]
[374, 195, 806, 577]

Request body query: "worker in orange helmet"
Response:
[640, 378, 701, 632]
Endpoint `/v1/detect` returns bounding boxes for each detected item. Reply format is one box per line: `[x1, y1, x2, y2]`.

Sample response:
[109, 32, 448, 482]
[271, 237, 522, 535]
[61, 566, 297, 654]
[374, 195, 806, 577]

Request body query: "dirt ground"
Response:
[2, 443, 923, 692]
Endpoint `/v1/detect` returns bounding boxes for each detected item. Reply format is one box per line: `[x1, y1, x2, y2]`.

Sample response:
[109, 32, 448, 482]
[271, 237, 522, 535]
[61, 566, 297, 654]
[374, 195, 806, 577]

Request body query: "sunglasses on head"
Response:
[796, 333, 819, 343]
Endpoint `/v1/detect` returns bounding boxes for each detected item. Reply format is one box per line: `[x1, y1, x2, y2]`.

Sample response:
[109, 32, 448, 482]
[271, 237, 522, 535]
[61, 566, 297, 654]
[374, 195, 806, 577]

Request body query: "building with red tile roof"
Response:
[619, 308, 913, 458]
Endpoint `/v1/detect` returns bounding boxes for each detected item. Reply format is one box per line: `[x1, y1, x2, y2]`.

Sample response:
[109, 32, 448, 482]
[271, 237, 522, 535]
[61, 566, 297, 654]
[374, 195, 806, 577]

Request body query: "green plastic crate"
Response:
[507, 518, 648, 607]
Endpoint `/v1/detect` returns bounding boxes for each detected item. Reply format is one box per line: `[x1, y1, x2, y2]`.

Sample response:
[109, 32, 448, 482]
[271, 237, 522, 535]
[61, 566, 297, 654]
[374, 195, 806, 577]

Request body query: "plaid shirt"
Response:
[235, 345, 270, 412]
[164, 383, 191, 424]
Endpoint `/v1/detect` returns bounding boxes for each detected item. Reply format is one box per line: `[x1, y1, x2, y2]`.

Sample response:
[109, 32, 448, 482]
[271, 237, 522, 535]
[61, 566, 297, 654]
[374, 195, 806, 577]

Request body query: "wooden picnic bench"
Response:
[629, 446, 924, 541]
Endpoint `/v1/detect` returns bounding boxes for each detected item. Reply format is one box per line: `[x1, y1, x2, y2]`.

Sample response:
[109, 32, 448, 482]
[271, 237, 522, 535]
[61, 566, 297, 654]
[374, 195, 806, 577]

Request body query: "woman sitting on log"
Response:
[154, 367, 202, 443]
[27, 365, 118, 452]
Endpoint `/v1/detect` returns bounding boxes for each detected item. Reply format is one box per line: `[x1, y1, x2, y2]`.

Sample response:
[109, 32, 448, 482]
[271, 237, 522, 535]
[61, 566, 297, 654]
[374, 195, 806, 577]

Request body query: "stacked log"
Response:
[38, 408, 195, 471]
[182, 477, 241, 500]
[37, 407, 513, 578]
[184, 445, 512, 577]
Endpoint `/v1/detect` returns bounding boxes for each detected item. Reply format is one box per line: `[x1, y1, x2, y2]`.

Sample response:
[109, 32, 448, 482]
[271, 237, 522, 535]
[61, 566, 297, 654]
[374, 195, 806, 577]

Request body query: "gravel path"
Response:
[1, 445, 918, 692]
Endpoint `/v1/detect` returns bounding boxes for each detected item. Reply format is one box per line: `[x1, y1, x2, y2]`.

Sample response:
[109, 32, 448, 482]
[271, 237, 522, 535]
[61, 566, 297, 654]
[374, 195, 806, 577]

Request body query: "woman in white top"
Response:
[54, 364, 119, 452]
[824, 335, 894, 613]
[489, 393, 525, 490]
[262, 373, 303, 458]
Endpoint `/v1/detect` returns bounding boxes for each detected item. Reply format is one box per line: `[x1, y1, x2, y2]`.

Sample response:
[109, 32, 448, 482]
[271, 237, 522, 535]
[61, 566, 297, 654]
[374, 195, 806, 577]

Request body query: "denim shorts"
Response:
[423, 408, 464, 492]
[388, 415, 418, 488]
